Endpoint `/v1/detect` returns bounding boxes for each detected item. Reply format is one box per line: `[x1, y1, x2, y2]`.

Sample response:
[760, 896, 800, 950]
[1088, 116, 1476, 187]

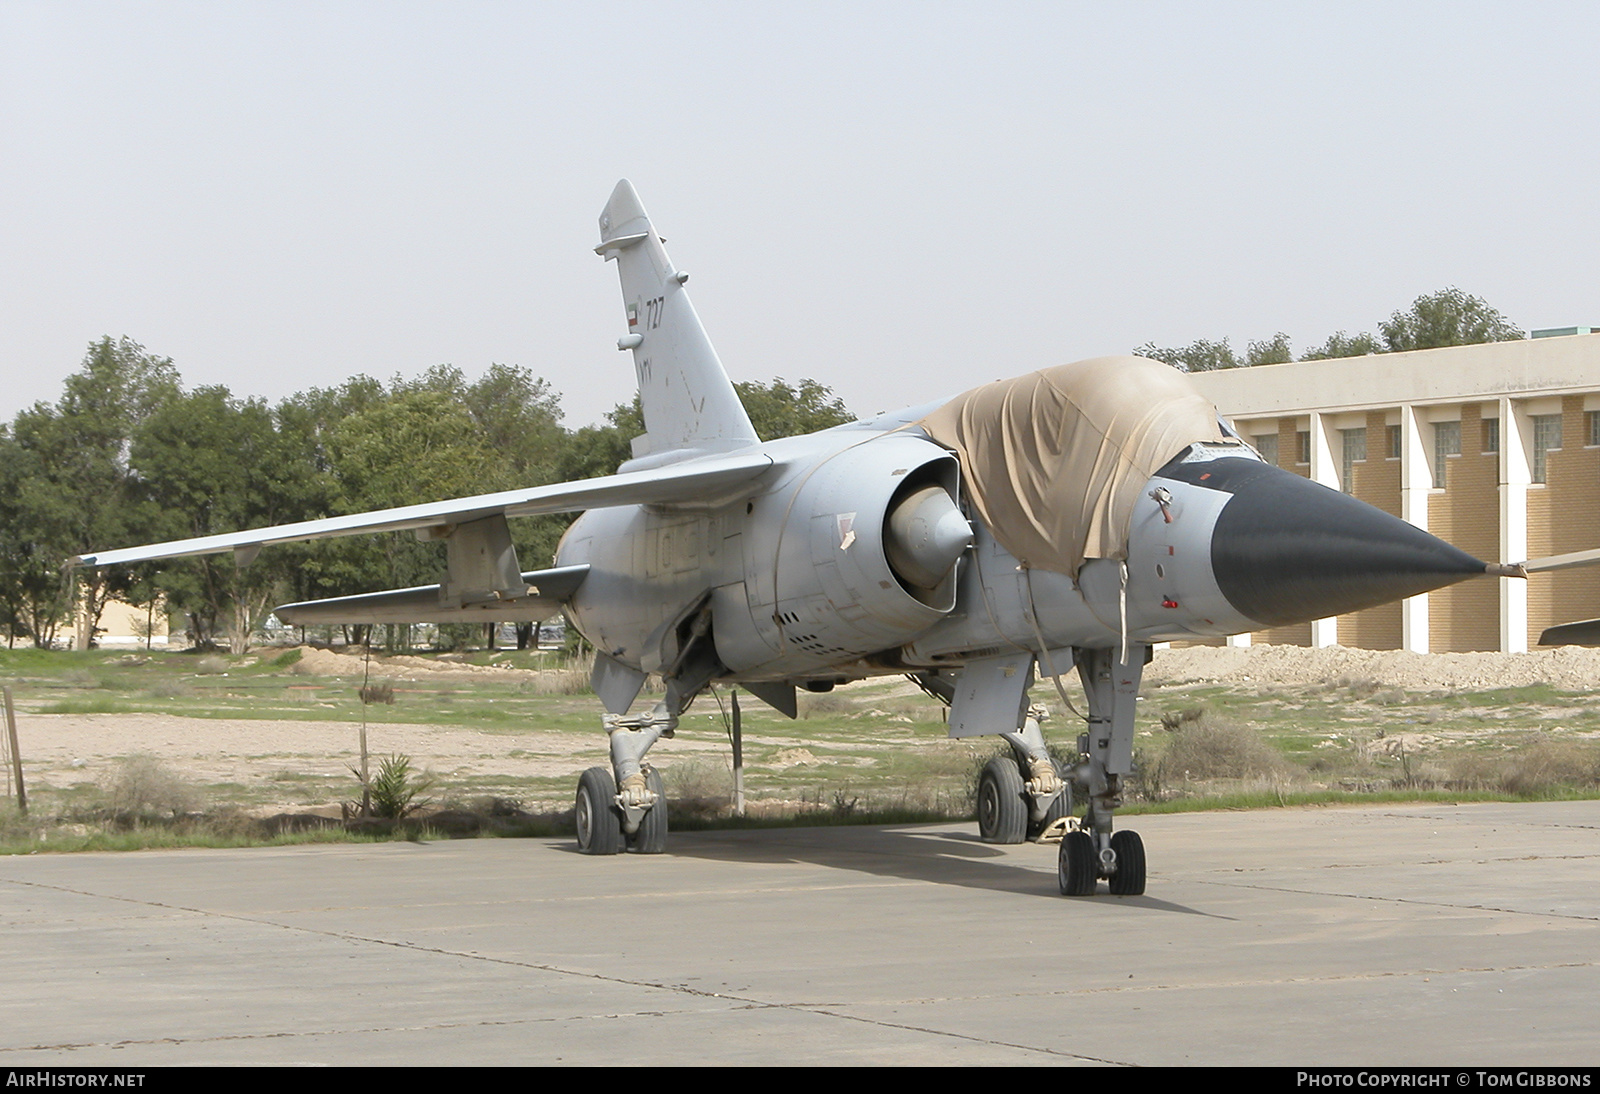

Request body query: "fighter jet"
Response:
[71, 180, 1527, 896]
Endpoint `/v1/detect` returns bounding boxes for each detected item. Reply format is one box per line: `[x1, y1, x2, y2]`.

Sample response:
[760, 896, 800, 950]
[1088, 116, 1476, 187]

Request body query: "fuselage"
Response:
[555, 421, 1265, 689]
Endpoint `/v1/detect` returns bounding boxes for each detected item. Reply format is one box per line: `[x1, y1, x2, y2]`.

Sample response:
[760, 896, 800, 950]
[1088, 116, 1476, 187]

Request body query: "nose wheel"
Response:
[1058, 827, 1145, 896]
[1107, 829, 1145, 895]
[575, 764, 669, 855]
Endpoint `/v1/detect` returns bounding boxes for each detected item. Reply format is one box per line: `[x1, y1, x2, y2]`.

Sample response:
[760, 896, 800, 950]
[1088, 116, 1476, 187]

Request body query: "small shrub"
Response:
[105, 754, 201, 819]
[1495, 740, 1600, 796]
[144, 679, 193, 700]
[195, 655, 228, 676]
[665, 759, 734, 821]
[358, 681, 395, 705]
[800, 691, 855, 718]
[1159, 706, 1206, 732]
[1156, 714, 1289, 784]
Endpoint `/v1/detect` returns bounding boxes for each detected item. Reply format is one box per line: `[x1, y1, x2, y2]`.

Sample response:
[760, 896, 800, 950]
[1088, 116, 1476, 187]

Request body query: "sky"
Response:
[3, 1, 1597, 432]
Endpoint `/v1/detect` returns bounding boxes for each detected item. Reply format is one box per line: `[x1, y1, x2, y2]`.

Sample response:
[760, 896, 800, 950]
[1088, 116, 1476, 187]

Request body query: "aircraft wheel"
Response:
[1107, 829, 1146, 896]
[1058, 829, 1098, 896]
[629, 766, 668, 854]
[1027, 756, 1073, 840]
[575, 766, 624, 855]
[977, 756, 1027, 843]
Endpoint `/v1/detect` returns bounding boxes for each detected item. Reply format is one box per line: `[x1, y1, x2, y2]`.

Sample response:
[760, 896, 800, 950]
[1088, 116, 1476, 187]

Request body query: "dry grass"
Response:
[521, 652, 595, 695]
[663, 758, 737, 821]
[1447, 738, 1600, 796]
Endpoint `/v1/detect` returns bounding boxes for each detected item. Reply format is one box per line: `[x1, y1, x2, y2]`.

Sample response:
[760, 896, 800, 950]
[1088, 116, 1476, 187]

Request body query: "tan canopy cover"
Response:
[918, 356, 1224, 577]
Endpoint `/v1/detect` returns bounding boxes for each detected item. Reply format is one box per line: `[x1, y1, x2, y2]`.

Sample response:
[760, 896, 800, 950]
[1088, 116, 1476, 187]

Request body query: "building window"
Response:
[1588, 410, 1600, 447]
[1433, 421, 1460, 489]
[1483, 418, 1499, 454]
[1253, 434, 1278, 466]
[1340, 428, 1366, 492]
[1533, 414, 1562, 483]
[1296, 431, 1310, 464]
[1387, 424, 1402, 459]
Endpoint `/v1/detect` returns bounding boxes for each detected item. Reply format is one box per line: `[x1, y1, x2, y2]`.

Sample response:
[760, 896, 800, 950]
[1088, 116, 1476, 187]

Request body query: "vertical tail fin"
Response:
[596, 180, 759, 461]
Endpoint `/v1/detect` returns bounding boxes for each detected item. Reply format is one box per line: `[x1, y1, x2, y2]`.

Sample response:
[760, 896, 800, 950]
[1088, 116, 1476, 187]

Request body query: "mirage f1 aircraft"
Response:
[74, 180, 1532, 896]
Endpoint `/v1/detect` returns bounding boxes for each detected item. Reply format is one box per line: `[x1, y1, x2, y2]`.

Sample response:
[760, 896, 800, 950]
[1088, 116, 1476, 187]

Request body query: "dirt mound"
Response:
[285, 646, 539, 678]
[1148, 644, 1600, 692]
[289, 646, 367, 676]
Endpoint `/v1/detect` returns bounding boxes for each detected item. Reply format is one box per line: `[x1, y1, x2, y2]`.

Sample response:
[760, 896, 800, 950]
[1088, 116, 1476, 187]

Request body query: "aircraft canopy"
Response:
[918, 356, 1225, 577]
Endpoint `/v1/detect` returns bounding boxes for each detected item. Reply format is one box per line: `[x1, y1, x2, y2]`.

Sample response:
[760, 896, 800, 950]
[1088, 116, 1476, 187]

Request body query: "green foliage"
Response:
[1135, 334, 1293, 372]
[735, 377, 854, 440]
[1138, 287, 1523, 371]
[1302, 330, 1383, 360]
[1379, 286, 1525, 351]
[555, 378, 853, 480]
[1134, 337, 1241, 372]
[6, 338, 180, 647]
[2, 333, 845, 655]
[132, 386, 321, 651]
[1244, 332, 1293, 367]
[360, 754, 434, 819]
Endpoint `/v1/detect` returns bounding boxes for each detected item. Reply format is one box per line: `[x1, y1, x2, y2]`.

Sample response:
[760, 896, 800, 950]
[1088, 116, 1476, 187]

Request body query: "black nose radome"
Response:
[1164, 457, 1487, 628]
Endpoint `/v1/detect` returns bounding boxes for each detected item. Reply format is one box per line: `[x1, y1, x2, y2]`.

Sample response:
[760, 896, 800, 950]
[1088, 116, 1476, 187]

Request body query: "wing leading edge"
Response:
[71, 449, 773, 569]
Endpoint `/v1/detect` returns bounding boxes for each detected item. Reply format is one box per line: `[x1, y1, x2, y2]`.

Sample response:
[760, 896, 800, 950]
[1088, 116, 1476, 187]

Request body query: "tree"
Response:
[1379, 287, 1525, 352]
[559, 378, 855, 482]
[0, 427, 68, 648]
[1243, 332, 1293, 367]
[132, 386, 322, 653]
[1134, 338, 1241, 372]
[324, 388, 506, 648]
[734, 377, 854, 441]
[412, 363, 571, 569]
[1302, 330, 1383, 360]
[1137, 288, 1524, 370]
[9, 338, 179, 648]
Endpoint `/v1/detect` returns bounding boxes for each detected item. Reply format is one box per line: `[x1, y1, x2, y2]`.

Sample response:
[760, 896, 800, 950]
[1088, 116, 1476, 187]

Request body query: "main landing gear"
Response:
[976, 706, 1072, 844]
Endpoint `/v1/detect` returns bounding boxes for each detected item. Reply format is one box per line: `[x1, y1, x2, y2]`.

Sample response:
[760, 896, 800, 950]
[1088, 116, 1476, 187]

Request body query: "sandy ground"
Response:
[13, 643, 1600, 813]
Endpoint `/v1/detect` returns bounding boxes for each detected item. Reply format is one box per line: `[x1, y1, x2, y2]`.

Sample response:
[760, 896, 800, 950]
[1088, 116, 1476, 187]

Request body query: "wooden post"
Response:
[3, 686, 25, 816]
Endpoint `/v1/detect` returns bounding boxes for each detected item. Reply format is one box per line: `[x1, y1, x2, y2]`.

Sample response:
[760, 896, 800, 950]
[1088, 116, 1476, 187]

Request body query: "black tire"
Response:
[977, 756, 1027, 844]
[1107, 829, 1146, 896]
[1058, 829, 1098, 896]
[628, 766, 668, 854]
[1027, 757, 1073, 840]
[575, 766, 623, 855]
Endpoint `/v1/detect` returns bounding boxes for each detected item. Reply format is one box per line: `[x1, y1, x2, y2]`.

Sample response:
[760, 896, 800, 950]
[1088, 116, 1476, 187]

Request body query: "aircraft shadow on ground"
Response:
[563, 823, 1218, 916]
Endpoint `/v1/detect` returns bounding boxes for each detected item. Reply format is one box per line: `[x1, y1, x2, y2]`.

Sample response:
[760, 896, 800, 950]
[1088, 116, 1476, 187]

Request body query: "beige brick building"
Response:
[1186, 331, 1600, 653]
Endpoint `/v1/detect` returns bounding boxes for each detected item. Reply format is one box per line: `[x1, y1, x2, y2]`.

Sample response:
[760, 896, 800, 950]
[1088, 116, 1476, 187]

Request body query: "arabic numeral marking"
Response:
[646, 296, 664, 328]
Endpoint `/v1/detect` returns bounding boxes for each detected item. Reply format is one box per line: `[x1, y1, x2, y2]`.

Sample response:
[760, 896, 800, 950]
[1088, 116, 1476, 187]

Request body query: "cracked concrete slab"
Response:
[1, 802, 1597, 1065]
